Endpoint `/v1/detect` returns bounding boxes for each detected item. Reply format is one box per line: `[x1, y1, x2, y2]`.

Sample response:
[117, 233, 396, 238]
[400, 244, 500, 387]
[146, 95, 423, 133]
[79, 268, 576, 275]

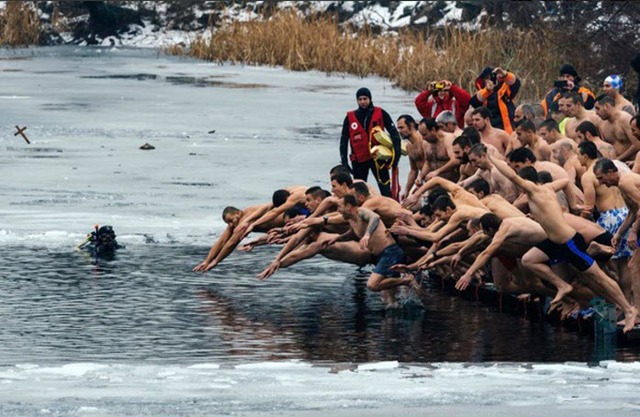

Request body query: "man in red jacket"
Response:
[340, 87, 402, 199]
[414, 79, 471, 129]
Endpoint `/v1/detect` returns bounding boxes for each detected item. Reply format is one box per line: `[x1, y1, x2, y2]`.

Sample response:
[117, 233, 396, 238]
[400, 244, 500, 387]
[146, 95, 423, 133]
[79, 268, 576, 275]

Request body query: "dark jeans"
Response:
[352, 159, 391, 197]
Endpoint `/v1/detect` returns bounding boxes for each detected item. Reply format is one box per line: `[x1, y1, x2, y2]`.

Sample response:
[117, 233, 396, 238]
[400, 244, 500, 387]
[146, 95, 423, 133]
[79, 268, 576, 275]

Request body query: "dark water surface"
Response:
[3, 243, 638, 365]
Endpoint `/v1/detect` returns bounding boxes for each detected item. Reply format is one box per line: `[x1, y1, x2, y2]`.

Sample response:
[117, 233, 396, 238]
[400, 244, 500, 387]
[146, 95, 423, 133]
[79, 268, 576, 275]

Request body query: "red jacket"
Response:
[347, 106, 384, 163]
[414, 84, 471, 128]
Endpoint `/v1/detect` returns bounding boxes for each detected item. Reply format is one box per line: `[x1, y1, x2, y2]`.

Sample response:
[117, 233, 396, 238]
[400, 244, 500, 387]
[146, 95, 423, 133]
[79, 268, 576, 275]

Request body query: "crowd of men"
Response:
[194, 64, 640, 334]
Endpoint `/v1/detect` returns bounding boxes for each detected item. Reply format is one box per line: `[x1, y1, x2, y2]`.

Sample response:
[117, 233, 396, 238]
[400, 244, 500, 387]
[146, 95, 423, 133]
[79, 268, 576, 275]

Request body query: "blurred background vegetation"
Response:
[1, 1, 639, 103]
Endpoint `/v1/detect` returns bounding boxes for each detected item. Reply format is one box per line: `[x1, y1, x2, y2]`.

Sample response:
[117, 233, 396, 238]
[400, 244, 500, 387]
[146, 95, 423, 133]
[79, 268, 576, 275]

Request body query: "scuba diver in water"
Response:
[78, 224, 122, 259]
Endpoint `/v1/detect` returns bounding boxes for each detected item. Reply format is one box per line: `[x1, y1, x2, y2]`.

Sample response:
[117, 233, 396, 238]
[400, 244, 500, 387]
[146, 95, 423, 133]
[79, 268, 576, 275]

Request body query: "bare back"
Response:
[481, 194, 526, 219]
[362, 195, 408, 227]
[527, 183, 576, 243]
[497, 217, 547, 256]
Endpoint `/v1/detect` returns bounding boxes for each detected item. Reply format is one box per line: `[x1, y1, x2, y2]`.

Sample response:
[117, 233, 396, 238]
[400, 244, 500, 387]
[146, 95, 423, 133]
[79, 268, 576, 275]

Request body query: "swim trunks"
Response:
[535, 233, 594, 271]
[596, 207, 632, 259]
[373, 243, 405, 277]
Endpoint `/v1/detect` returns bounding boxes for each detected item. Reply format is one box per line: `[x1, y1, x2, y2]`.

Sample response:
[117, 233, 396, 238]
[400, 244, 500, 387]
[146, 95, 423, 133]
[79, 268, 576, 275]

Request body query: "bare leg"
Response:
[587, 241, 615, 260]
[629, 252, 640, 309]
[368, 272, 419, 293]
[607, 258, 633, 304]
[521, 248, 573, 309]
[579, 263, 638, 333]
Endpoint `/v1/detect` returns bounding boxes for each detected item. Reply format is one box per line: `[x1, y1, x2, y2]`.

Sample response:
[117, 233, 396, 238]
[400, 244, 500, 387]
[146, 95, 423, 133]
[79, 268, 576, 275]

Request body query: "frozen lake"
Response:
[1, 46, 640, 416]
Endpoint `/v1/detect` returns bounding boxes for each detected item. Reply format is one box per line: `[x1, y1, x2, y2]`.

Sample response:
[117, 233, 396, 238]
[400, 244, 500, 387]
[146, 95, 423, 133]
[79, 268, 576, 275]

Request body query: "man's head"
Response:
[508, 147, 536, 170]
[595, 95, 615, 121]
[272, 189, 291, 208]
[603, 75, 622, 97]
[432, 80, 451, 100]
[431, 195, 456, 222]
[467, 218, 482, 235]
[538, 119, 560, 144]
[467, 178, 491, 199]
[418, 117, 440, 143]
[222, 206, 243, 227]
[575, 120, 599, 143]
[468, 143, 490, 170]
[396, 114, 417, 139]
[514, 104, 535, 125]
[304, 186, 328, 213]
[518, 166, 539, 184]
[563, 92, 583, 117]
[426, 186, 450, 205]
[356, 87, 372, 109]
[559, 64, 580, 83]
[462, 127, 481, 145]
[329, 164, 351, 177]
[339, 194, 360, 219]
[330, 171, 353, 198]
[577, 140, 599, 167]
[435, 110, 457, 133]
[452, 135, 472, 163]
[349, 181, 370, 205]
[551, 139, 574, 166]
[555, 96, 566, 117]
[515, 119, 537, 146]
[480, 212, 503, 237]
[471, 107, 491, 132]
[416, 204, 434, 227]
[594, 158, 620, 187]
[549, 100, 565, 123]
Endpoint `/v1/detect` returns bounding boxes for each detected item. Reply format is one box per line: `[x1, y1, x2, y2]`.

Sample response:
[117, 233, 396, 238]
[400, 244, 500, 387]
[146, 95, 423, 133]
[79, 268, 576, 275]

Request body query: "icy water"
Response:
[1, 47, 640, 416]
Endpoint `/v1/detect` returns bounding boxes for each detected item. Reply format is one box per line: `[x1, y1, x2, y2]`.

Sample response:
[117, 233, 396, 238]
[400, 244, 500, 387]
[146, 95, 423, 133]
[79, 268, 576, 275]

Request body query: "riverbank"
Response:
[2, 2, 639, 103]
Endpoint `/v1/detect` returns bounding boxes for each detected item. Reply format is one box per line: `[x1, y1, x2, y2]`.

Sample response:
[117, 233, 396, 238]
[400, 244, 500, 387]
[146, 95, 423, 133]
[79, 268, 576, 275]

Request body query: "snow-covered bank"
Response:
[1, 360, 640, 416]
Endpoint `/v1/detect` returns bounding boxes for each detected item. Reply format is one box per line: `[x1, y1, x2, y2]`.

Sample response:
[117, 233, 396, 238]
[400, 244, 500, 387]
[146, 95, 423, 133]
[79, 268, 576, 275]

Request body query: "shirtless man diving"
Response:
[491, 153, 638, 333]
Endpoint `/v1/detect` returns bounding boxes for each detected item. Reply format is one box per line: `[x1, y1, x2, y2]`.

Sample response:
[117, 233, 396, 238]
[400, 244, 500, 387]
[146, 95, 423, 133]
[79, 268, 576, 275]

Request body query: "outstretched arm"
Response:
[455, 229, 506, 290]
[250, 198, 299, 231]
[256, 228, 315, 280]
[193, 225, 233, 271]
[403, 176, 462, 208]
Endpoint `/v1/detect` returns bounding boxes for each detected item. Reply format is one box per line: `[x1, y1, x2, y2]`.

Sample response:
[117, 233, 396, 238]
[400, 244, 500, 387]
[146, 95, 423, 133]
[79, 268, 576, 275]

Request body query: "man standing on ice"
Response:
[340, 87, 402, 200]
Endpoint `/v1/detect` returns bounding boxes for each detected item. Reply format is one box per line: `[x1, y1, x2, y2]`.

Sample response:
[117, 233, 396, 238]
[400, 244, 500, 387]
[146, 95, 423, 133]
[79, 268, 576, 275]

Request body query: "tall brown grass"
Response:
[179, 10, 566, 102]
[0, 1, 40, 47]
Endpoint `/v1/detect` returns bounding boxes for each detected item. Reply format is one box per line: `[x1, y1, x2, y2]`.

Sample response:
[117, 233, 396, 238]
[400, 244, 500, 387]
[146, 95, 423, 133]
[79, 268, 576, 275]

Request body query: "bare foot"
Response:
[622, 307, 639, 334]
[558, 300, 580, 320]
[405, 273, 425, 298]
[517, 293, 531, 301]
[587, 241, 615, 258]
[548, 283, 573, 312]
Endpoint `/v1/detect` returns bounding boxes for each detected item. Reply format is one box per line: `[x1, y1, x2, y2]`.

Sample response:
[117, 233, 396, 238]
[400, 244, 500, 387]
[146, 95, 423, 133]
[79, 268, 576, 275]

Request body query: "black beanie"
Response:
[356, 87, 372, 100]
[559, 64, 579, 79]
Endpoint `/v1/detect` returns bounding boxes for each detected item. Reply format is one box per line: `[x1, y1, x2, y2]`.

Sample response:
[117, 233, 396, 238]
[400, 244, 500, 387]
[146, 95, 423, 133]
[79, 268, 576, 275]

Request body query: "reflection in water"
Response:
[0, 244, 636, 364]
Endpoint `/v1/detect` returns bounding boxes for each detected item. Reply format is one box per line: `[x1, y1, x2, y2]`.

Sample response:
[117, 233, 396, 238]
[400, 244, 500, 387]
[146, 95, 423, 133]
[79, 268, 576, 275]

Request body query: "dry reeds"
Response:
[0, 1, 40, 47]
[179, 10, 566, 102]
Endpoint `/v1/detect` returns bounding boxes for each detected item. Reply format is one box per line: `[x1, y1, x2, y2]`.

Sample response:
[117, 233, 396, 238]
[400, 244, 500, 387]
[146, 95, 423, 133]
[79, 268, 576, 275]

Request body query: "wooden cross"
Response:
[14, 125, 30, 144]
